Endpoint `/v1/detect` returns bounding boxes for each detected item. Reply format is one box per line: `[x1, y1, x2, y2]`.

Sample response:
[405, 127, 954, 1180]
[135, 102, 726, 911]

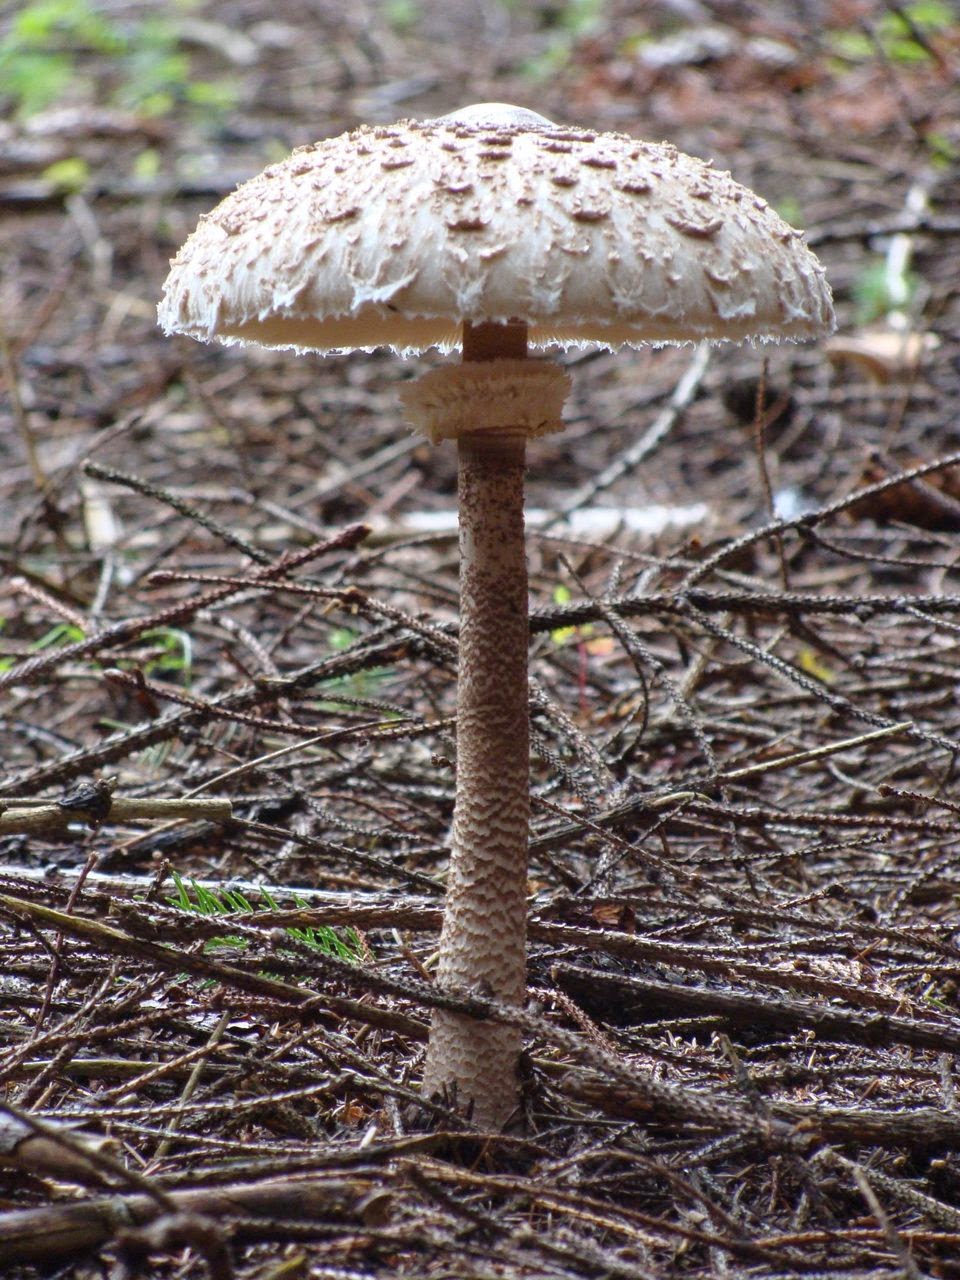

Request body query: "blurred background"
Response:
[0, 2, 957, 543]
[2, 14, 960, 1275]
[1, 0, 957, 542]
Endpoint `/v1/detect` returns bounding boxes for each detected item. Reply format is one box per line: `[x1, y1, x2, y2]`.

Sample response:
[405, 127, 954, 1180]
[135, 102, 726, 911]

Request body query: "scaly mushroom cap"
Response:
[158, 105, 834, 354]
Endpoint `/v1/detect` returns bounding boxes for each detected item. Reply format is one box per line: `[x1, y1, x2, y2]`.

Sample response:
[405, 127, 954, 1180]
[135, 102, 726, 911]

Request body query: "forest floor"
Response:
[2, 1, 960, 1276]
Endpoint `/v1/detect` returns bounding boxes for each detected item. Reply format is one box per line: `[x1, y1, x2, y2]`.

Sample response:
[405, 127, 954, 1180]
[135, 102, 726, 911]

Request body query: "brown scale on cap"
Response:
[159, 104, 834, 1130]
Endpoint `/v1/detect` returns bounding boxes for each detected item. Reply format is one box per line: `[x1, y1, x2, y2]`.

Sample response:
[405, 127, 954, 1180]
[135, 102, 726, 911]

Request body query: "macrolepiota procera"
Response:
[158, 103, 835, 1129]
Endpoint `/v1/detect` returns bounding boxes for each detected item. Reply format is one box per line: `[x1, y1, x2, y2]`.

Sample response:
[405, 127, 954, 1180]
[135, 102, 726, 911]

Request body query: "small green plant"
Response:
[0, 620, 85, 673]
[383, 0, 420, 32]
[27, 620, 85, 650]
[329, 626, 359, 652]
[132, 147, 161, 182]
[168, 872, 362, 963]
[0, 0, 122, 114]
[776, 197, 804, 229]
[549, 583, 581, 646]
[0, 0, 239, 122]
[42, 155, 90, 193]
[521, 0, 606, 79]
[314, 625, 392, 709]
[828, 1, 953, 65]
[924, 131, 959, 170]
[140, 627, 193, 684]
[852, 257, 919, 325]
[117, 16, 191, 116]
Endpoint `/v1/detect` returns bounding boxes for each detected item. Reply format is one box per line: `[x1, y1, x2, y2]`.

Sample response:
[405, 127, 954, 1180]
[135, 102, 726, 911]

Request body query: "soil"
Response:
[2, 1, 960, 1276]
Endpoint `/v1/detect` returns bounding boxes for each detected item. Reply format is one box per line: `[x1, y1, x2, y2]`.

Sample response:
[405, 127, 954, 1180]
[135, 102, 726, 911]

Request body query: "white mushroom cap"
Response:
[158, 106, 834, 355]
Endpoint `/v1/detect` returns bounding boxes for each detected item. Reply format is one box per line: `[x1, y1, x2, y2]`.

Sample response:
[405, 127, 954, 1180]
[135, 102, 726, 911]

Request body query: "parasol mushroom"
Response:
[159, 103, 834, 1129]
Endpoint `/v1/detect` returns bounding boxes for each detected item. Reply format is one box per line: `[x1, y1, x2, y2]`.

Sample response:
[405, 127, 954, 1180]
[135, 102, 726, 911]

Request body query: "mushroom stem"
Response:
[421, 322, 531, 1128]
[463, 318, 528, 362]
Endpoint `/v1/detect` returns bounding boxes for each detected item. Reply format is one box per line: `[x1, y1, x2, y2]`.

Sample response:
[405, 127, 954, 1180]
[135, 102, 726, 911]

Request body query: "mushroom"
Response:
[159, 103, 834, 1128]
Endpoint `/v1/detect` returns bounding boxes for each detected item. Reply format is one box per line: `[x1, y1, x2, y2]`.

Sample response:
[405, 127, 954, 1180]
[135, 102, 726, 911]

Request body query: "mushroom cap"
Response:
[158, 106, 834, 355]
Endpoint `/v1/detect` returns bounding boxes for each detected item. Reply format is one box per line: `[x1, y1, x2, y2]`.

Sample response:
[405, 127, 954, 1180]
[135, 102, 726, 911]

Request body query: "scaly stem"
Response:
[420, 322, 533, 1128]
[421, 429, 529, 1127]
